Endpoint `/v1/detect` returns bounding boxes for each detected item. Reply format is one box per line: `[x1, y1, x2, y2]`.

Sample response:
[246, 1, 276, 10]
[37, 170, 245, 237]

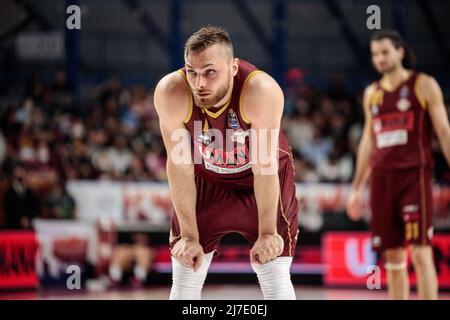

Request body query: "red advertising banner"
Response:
[0, 231, 39, 289]
[323, 232, 450, 288]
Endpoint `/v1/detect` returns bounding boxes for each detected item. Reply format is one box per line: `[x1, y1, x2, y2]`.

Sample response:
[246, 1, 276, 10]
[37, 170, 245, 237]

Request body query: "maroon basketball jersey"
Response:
[369, 72, 434, 169]
[179, 60, 292, 187]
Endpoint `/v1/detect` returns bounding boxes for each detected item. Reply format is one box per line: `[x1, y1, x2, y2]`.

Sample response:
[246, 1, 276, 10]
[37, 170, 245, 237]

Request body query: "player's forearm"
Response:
[166, 161, 199, 239]
[253, 173, 279, 236]
[352, 136, 372, 191]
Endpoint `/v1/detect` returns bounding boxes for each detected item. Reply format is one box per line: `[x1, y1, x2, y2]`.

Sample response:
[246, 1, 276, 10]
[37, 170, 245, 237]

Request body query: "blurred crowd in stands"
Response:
[1, 68, 449, 228]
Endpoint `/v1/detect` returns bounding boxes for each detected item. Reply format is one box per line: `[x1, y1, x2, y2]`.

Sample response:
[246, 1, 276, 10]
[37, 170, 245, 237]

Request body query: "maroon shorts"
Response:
[170, 156, 299, 257]
[369, 166, 433, 252]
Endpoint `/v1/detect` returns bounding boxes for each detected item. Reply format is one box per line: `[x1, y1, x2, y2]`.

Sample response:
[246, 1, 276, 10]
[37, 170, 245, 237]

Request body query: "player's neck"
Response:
[209, 81, 234, 110]
[381, 68, 413, 91]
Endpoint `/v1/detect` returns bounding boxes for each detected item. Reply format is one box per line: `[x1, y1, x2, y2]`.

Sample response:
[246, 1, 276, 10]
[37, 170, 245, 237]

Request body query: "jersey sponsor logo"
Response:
[375, 129, 408, 148]
[194, 139, 251, 174]
[193, 117, 252, 174]
[204, 160, 252, 174]
[372, 111, 414, 133]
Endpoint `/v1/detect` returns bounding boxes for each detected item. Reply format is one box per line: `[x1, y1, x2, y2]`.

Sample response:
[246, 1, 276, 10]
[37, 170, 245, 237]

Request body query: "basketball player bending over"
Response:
[154, 26, 299, 300]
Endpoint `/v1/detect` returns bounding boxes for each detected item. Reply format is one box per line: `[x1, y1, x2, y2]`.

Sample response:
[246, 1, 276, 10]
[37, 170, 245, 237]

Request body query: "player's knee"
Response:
[171, 255, 209, 286]
[385, 247, 406, 263]
[251, 257, 295, 300]
[170, 252, 213, 300]
[251, 257, 291, 279]
[384, 247, 407, 271]
[171, 258, 206, 287]
[410, 245, 433, 269]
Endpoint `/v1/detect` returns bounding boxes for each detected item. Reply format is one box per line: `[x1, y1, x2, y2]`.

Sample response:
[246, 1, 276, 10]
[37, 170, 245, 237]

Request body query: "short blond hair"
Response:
[184, 25, 234, 59]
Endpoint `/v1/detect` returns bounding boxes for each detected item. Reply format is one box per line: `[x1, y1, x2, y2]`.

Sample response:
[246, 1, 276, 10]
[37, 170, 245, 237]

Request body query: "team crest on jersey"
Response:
[231, 130, 249, 144]
[396, 98, 411, 112]
[228, 109, 240, 129]
[399, 86, 409, 98]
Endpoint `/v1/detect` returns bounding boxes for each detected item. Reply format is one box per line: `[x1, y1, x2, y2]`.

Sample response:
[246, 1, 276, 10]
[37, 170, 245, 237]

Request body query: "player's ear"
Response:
[231, 58, 239, 77]
[398, 46, 405, 61]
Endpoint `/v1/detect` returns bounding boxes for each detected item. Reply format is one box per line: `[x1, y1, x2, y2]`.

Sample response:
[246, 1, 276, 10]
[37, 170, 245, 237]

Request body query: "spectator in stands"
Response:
[97, 134, 133, 179]
[284, 112, 314, 154]
[293, 157, 319, 183]
[0, 73, 448, 193]
[301, 127, 333, 165]
[316, 143, 353, 182]
[41, 178, 76, 219]
[124, 155, 150, 181]
[51, 70, 73, 114]
[2, 162, 39, 229]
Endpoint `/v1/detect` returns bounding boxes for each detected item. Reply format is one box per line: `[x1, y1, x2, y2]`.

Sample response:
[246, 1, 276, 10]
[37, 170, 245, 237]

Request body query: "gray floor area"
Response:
[2, 285, 450, 300]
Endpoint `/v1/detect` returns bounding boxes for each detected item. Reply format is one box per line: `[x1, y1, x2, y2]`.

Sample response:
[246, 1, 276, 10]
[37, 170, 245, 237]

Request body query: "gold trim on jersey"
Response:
[239, 70, 264, 125]
[379, 79, 392, 92]
[379, 71, 413, 93]
[277, 146, 295, 256]
[203, 117, 209, 132]
[279, 192, 293, 257]
[278, 147, 295, 173]
[370, 89, 384, 107]
[204, 98, 231, 119]
[177, 70, 194, 124]
[414, 73, 427, 109]
[184, 95, 193, 124]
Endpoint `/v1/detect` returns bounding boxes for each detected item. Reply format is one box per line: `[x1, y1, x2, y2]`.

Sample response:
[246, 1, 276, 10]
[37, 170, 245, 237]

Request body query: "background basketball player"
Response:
[347, 30, 450, 299]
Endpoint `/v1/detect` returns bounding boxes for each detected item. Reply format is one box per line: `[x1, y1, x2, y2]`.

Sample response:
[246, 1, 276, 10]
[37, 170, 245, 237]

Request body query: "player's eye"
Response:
[205, 69, 216, 76]
[187, 70, 196, 77]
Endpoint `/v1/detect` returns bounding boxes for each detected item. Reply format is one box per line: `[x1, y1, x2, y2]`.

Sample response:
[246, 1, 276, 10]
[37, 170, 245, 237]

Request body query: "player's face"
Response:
[185, 44, 238, 109]
[371, 39, 404, 74]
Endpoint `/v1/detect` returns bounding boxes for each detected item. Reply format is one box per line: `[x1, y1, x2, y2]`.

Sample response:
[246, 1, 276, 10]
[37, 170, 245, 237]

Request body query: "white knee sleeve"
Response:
[169, 252, 214, 300]
[251, 257, 296, 300]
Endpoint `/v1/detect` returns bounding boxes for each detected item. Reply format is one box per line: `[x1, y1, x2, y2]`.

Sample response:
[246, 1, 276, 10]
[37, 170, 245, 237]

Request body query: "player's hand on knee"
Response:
[346, 189, 364, 221]
[250, 233, 284, 264]
[171, 238, 204, 272]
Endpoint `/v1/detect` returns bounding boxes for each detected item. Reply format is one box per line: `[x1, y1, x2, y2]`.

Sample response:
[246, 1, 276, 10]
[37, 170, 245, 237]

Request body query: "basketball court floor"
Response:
[2, 285, 450, 300]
